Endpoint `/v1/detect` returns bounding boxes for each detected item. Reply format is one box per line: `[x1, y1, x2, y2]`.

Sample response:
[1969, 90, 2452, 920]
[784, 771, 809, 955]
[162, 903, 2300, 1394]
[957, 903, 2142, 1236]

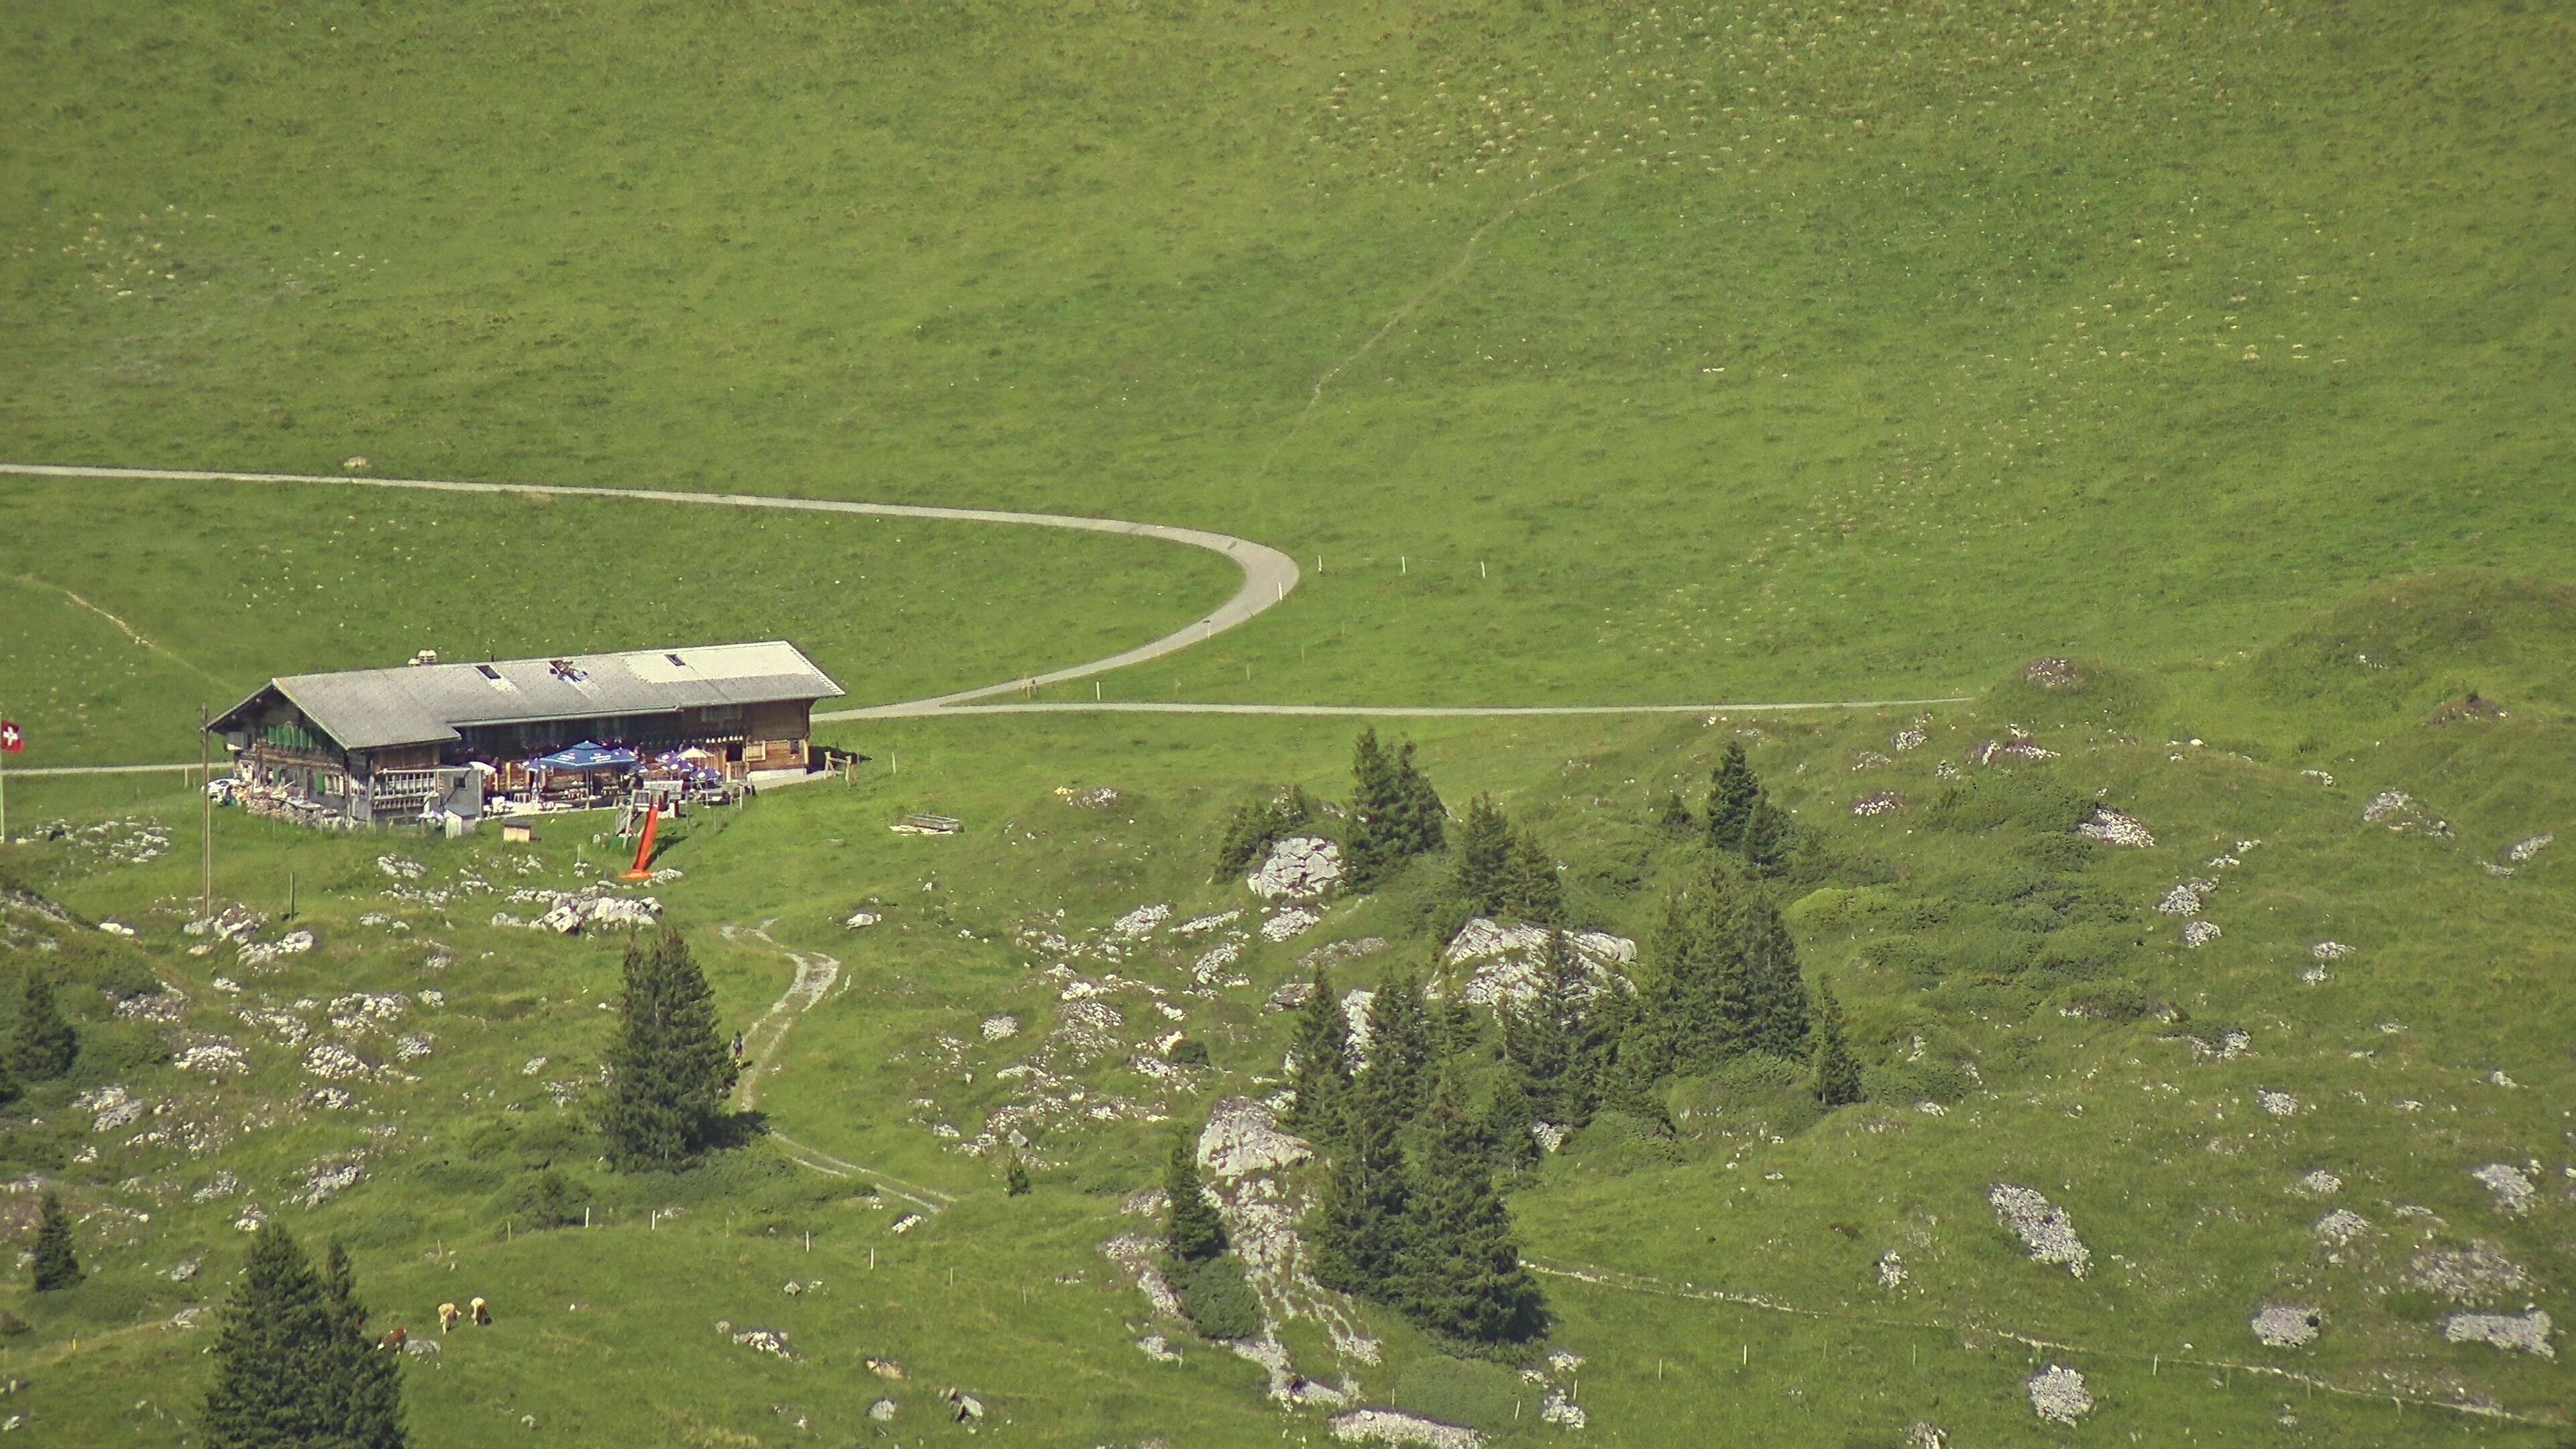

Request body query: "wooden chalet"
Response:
[207, 641, 845, 828]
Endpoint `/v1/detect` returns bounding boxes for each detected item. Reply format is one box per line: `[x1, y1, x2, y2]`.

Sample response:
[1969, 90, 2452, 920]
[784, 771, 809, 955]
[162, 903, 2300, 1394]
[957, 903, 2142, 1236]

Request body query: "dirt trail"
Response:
[718, 922, 953, 1215]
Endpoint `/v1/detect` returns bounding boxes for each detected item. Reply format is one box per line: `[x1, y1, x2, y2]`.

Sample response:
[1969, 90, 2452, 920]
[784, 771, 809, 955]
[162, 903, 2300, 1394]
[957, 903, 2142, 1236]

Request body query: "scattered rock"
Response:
[376, 855, 427, 881]
[2026, 1364, 2092, 1426]
[2076, 806, 2154, 848]
[2312, 1209, 2372, 1247]
[866, 1357, 908, 1381]
[2504, 833, 2553, 864]
[1849, 791, 1905, 818]
[2310, 941, 2354, 961]
[1442, 919, 1637, 1010]
[1197, 1097, 1311, 1181]
[1876, 1252, 1907, 1289]
[1260, 906, 1321, 942]
[2251, 1304, 2322, 1348]
[1328, 1409, 1481, 1448]
[1057, 786, 1121, 809]
[2442, 1311, 2553, 1358]
[843, 910, 881, 930]
[1247, 837, 1342, 901]
[2408, 1241, 2532, 1302]
[730, 1328, 800, 1362]
[1990, 1185, 2090, 1277]
[2023, 657, 2081, 690]
[1904, 1426, 1947, 1449]
[2472, 1163, 2536, 1215]
[1113, 904, 1171, 938]
[2155, 880, 2215, 916]
[867, 1397, 898, 1421]
[1972, 737, 2058, 765]
[2181, 919, 2222, 949]
[1136, 1334, 1181, 1363]
[1265, 980, 1317, 1012]
[980, 1015, 1019, 1042]
[2257, 1090, 2300, 1120]
[2294, 1169, 2342, 1197]
[2361, 790, 2451, 836]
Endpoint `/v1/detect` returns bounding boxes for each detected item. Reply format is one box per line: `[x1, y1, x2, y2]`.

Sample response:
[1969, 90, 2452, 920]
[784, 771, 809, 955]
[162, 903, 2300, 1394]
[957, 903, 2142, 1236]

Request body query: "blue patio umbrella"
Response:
[529, 741, 639, 772]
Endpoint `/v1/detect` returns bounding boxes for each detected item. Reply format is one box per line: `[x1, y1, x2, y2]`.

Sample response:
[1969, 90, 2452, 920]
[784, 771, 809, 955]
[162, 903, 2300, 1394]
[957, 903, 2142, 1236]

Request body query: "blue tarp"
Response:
[529, 741, 638, 772]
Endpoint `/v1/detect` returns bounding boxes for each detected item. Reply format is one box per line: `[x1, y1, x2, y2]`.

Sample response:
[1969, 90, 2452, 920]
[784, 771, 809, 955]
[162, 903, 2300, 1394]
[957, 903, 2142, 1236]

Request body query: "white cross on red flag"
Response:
[0, 721, 22, 753]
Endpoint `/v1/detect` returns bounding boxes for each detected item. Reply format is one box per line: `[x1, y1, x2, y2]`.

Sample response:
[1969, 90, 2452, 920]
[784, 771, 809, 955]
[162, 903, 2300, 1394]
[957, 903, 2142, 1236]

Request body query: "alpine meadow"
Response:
[0, 2, 2569, 1446]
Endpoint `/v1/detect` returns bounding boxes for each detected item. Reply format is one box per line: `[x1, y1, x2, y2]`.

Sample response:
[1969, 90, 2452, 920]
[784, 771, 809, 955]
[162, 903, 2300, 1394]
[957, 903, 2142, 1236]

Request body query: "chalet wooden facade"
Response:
[207, 641, 845, 828]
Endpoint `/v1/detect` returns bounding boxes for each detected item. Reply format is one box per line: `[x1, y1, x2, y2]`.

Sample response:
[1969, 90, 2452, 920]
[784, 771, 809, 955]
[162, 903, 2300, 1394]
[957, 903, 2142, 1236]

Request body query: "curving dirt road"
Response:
[0, 462, 1301, 718]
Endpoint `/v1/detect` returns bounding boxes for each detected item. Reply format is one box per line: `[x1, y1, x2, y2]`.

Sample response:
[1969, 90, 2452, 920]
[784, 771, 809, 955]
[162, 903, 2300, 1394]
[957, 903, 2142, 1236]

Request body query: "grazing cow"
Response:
[379, 1326, 408, 1352]
[470, 1297, 490, 1326]
[437, 1302, 461, 1334]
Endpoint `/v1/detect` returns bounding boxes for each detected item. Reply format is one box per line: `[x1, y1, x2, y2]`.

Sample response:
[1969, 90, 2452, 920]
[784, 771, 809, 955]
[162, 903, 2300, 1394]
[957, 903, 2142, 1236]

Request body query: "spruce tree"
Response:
[1501, 827, 1566, 926]
[1733, 891, 1813, 1060]
[1003, 1149, 1032, 1197]
[1343, 729, 1403, 890]
[10, 973, 76, 1082]
[1311, 1075, 1411, 1297]
[1452, 794, 1512, 916]
[1741, 796, 1794, 877]
[1164, 1129, 1226, 1263]
[30, 1191, 79, 1292]
[1283, 967, 1354, 1146]
[1811, 979, 1865, 1108]
[1479, 1074, 1539, 1175]
[1399, 1071, 1547, 1343]
[320, 1240, 409, 1448]
[1504, 932, 1578, 1125]
[600, 930, 739, 1171]
[1390, 741, 1447, 855]
[1360, 969, 1432, 1124]
[1660, 790, 1695, 836]
[1706, 741, 1759, 852]
[1645, 883, 1745, 1073]
[0, 1052, 19, 1110]
[204, 1224, 338, 1449]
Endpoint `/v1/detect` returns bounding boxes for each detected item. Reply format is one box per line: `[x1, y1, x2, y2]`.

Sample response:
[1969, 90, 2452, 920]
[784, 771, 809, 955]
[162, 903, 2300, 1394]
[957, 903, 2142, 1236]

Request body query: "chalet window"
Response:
[476, 665, 502, 681]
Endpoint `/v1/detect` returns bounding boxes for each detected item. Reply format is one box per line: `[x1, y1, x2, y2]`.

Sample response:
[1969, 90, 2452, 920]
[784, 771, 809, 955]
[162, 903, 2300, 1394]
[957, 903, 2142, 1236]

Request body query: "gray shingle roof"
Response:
[218, 641, 845, 752]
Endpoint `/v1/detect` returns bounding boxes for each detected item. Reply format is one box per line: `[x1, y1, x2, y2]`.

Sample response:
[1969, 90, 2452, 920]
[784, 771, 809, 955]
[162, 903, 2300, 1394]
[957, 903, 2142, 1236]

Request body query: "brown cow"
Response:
[437, 1302, 461, 1334]
[379, 1326, 408, 1352]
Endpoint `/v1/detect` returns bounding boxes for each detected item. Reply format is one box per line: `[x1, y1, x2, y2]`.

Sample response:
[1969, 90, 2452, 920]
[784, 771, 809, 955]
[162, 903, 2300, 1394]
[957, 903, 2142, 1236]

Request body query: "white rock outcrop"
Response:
[1248, 838, 1342, 901]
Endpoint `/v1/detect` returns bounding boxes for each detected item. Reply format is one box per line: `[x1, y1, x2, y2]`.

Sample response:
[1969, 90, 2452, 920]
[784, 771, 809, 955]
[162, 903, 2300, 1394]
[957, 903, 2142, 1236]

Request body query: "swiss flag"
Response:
[0, 721, 21, 754]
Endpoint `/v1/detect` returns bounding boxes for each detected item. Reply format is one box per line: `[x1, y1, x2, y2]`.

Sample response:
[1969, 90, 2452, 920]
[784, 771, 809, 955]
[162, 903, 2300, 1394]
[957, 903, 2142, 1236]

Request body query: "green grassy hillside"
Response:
[2, 0, 2570, 1444]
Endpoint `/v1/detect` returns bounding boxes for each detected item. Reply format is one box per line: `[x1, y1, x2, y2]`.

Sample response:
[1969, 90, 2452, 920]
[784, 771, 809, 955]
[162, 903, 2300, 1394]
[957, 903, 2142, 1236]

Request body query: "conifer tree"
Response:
[30, 1191, 78, 1292]
[1311, 1078, 1411, 1297]
[1811, 979, 1865, 1108]
[1164, 1128, 1226, 1263]
[1660, 790, 1695, 836]
[204, 1224, 338, 1449]
[1343, 729, 1403, 889]
[1452, 794, 1513, 916]
[1360, 969, 1432, 1124]
[1390, 741, 1447, 855]
[1399, 1071, 1547, 1343]
[1480, 1074, 1539, 1175]
[10, 973, 77, 1082]
[320, 1240, 409, 1448]
[0, 1053, 19, 1110]
[1283, 967, 1354, 1146]
[1705, 741, 1759, 852]
[1003, 1149, 1032, 1197]
[600, 930, 739, 1171]
[1501, 827, 1566, 926]
[1741, 796, 1794, 877]
[1503, 932, 1582, 1125]
[1732, 891, 1813, 1059]
[1644, 885, 1743, 1073]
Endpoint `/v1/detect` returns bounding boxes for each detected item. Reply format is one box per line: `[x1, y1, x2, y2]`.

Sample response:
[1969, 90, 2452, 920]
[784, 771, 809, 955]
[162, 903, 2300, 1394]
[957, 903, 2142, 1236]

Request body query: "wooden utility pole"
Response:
[199, 704, 213, 923]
